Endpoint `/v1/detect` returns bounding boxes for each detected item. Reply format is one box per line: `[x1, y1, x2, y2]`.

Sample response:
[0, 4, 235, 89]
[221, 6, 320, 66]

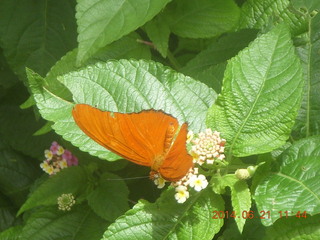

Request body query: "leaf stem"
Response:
[136, 39, 156, 49]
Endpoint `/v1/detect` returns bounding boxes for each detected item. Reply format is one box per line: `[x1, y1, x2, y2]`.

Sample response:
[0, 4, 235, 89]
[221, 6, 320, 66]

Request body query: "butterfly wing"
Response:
[72, 104, 179, 166]
[159, 123, 193, 181]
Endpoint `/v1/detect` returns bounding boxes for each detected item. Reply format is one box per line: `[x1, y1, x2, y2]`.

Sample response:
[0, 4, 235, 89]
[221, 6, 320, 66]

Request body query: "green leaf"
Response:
[103, 188, 224, 239]
[0, 193, 17, 231]
[19, 96, 35, 109]
[0, 84, 58, 159]
[181, 29, 258, 91]
[28, 59, 216, 160]
[0, 139, 40, 207]
[87, 172, 129, 222]
[228, 177, 251, 233]
[33, 122, 54, 136]
[212, 175, 251, 233]
[0, 0, 77, 80]
[164, 0, 240, 38]
[264, 214, 320, 239]
[18, 166, 88, 215]
[144, 16, 170, 58]
[76, 0, 170, 64]
[206, 25, 303, 157]
[254, 136, 320, 226]
[0, 226, 23, 240]
[20, 205, 108, 240]
[294, 13, 320, 137]
[238, 0, 307, 36]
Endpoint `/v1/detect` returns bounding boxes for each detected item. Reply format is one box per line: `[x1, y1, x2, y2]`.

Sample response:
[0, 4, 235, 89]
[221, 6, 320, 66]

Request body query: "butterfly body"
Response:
[72, 104, 193, 182]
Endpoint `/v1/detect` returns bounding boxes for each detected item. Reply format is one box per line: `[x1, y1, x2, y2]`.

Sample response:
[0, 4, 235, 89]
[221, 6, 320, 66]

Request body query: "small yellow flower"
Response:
[175, 186, 189, 203]
[59, 159, 68, 169]
[40, 161, 48, 170]
[44, 150, 53, 160]
[153, 174, 166, 189]
[40, 161, 54, 175]
[56, 146, 65, 156]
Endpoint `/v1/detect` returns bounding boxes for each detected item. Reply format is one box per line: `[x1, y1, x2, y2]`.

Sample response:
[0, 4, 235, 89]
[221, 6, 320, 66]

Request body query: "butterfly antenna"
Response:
[103, 176, 149, 181]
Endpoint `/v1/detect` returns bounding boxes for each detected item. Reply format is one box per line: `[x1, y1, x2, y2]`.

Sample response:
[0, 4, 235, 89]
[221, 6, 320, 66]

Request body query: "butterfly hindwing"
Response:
[159, 123, 193, 181]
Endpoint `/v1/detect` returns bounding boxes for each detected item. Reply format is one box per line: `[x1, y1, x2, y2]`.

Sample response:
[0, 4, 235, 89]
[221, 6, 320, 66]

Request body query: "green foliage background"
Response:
[0, 0, 319, 239]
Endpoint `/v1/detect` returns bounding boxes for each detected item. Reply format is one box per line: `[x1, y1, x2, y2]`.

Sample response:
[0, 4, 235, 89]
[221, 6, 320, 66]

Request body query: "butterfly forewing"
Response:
[72, 104, 148, 164]
[72, 104, 181, 168]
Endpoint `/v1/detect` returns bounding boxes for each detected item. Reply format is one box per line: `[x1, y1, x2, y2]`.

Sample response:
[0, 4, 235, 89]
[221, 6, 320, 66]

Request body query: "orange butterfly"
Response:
[72, 104, 193, 182]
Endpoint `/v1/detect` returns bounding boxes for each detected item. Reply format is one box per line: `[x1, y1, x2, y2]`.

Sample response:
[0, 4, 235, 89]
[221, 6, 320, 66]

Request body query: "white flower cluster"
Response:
[153, 169, 208, 204]
[190, 129, 226, 165]
[172, 168, 208, 203]
[57, 193, 76, 211]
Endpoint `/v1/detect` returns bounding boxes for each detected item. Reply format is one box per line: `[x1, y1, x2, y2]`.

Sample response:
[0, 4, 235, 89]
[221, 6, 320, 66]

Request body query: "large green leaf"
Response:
[20, 205, 108, 240]
[294, 13, 320, 137]
[206, 25, 303, 157]
[0, 140, 40, 207]
[0, 0, 77, 80]
[164, 0, 240, 39]
[18, 166, 89, 215]
[239, 0, 307, 36]
[76, 0, 170, 64]
[103, 188, 224, 239]
[87, 172, 129, 222]
[254, 136, 320, 226]
[28, 59, 216, 160]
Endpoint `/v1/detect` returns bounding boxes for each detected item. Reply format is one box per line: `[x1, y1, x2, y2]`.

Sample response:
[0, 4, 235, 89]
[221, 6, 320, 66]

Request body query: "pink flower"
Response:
[50, 141, 60, 154]
[67, 155, 78, 166]
[62, 150, 72, 161]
